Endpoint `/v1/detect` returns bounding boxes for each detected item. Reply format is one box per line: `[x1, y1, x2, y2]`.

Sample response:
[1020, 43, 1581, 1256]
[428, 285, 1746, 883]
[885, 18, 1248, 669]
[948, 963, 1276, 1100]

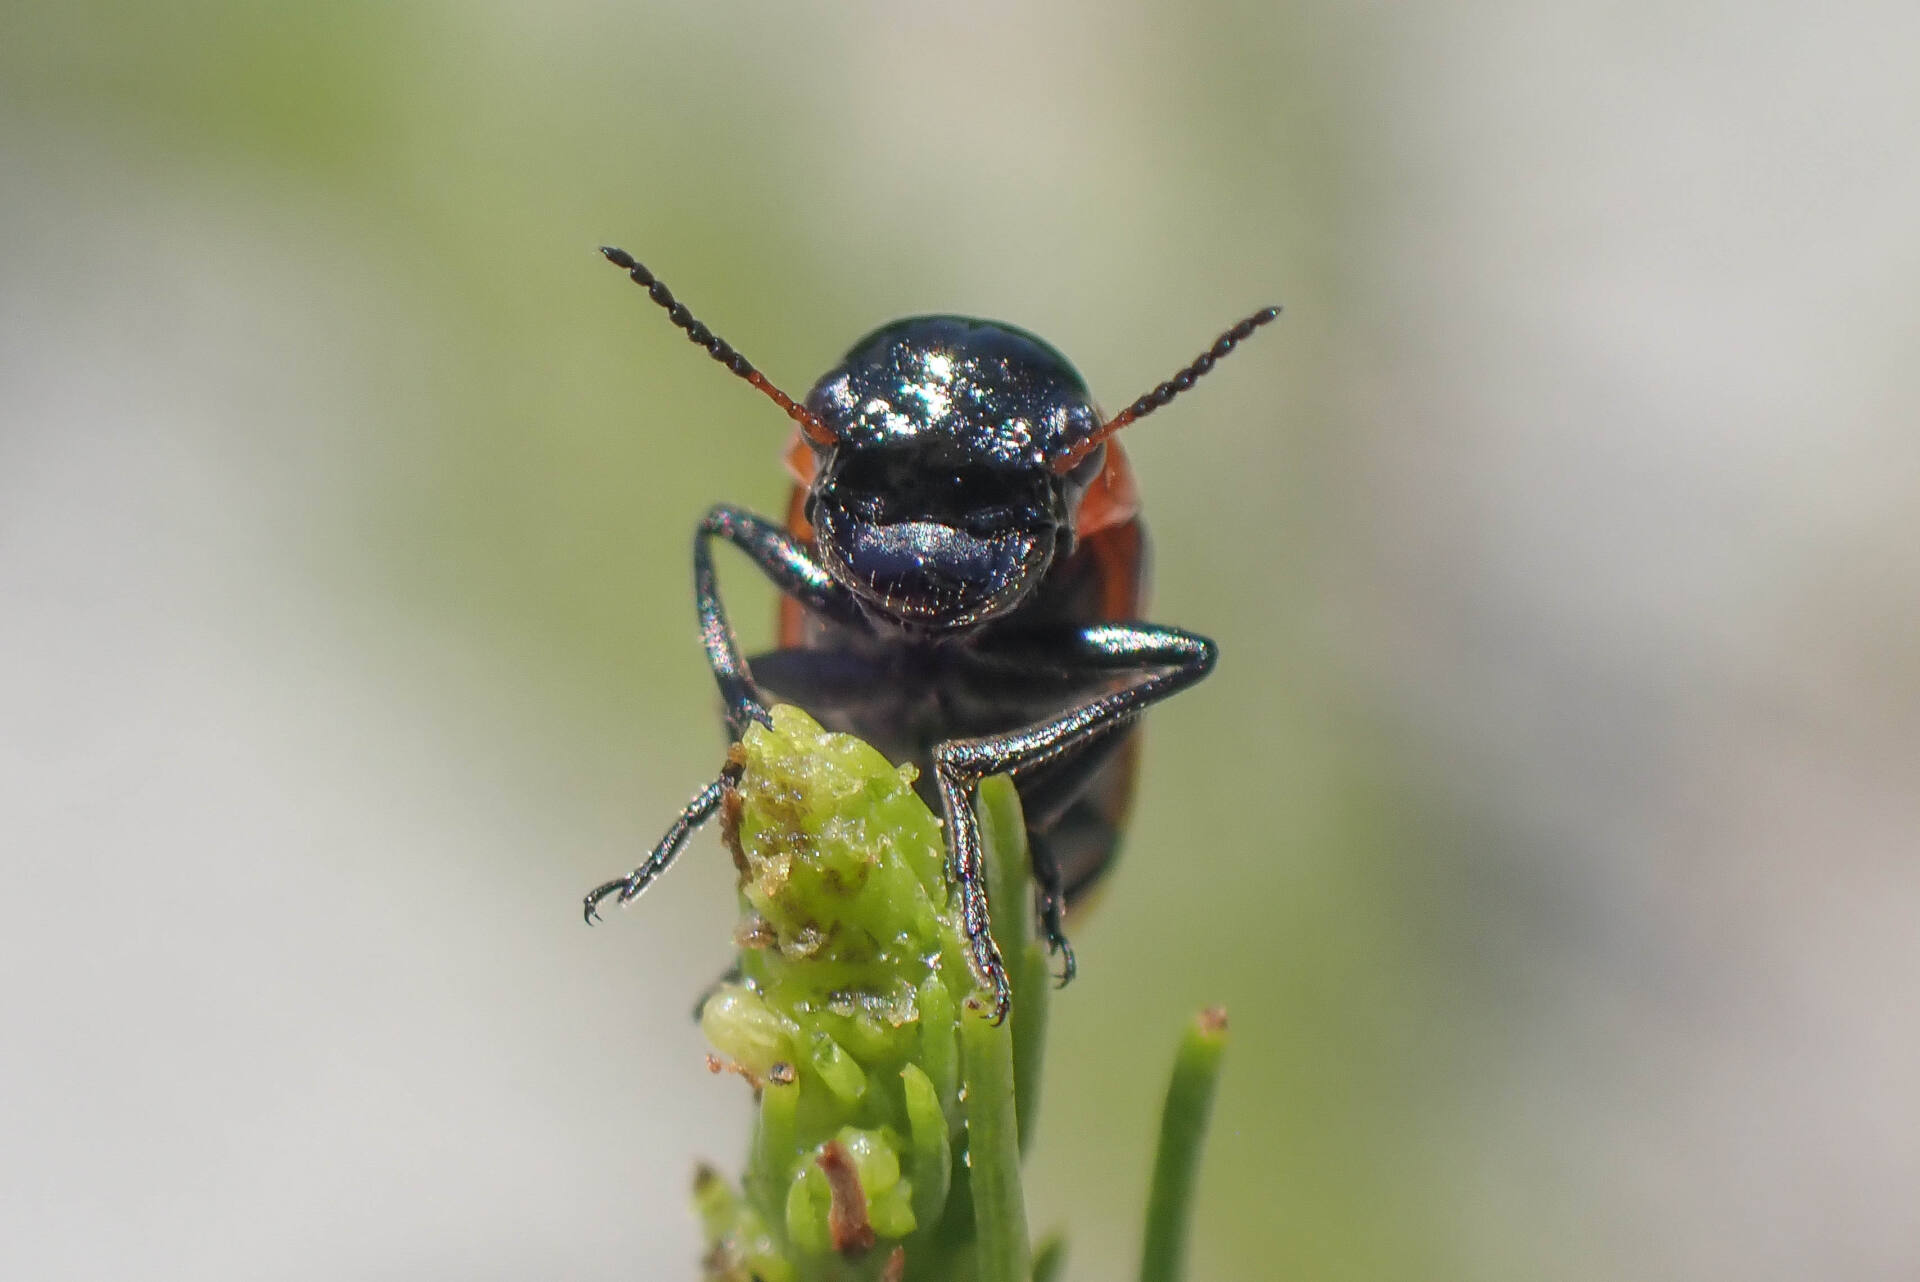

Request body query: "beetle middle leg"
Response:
[1025, 831, 1077, 985]
[934, 623, 1217, 1020]
[1009, 732, 1140, 985]
[584, 504, 860, 921]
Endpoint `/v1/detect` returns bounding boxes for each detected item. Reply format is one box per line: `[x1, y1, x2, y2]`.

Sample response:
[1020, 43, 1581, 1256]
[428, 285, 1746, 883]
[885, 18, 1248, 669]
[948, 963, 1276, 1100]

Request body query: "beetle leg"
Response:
[583, 508, 856, 926]
[583, 764, 738, 924]
[694, 504, 860, 739]
[933, 623, 1217, 1020]
[1025, 831, 1078, 986]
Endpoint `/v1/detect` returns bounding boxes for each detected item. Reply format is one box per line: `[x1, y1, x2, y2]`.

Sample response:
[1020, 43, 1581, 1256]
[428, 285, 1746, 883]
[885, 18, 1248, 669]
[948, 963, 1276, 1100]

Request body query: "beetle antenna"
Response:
[601, 247, 836, 447]
[1054, 305, 1281, 472]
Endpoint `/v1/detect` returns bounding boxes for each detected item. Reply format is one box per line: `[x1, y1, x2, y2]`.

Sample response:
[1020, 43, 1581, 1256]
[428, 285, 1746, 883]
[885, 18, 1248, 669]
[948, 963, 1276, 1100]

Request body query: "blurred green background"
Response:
[5, 3, 1917, 1279]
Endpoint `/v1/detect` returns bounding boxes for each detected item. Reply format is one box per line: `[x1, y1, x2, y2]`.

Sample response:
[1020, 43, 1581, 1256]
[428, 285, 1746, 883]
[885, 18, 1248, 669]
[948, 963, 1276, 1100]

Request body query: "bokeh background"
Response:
[5, 2, 1917, 1279]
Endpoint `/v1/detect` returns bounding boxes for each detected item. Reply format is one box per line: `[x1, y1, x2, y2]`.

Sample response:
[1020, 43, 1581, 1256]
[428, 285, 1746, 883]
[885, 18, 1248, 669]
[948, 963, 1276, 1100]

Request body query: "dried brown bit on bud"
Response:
[816, 1139, 875, 1258]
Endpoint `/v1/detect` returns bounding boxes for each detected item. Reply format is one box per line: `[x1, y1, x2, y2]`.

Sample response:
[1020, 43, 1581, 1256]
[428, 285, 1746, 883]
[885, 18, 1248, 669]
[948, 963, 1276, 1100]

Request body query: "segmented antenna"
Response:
[600, 247, 835, 447]
[1053, 305, 1282, 473]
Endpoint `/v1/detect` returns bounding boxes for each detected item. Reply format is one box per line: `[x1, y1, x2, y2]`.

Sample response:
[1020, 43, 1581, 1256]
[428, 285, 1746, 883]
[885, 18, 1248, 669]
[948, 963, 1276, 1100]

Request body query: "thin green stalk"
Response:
[1031, 1234, 1068, 1282]
[978, 776, 1052, 1156]
[960, 1005, 1031, 1282]
[978, 776, 1033, 972]
[1139, 1008, 1230, 1282]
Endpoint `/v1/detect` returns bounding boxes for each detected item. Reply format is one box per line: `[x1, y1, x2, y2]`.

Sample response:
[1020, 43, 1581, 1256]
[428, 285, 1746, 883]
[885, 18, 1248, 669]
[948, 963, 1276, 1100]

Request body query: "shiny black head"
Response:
[799, 317, 1107, 632]
[600, 246, 1281, 633]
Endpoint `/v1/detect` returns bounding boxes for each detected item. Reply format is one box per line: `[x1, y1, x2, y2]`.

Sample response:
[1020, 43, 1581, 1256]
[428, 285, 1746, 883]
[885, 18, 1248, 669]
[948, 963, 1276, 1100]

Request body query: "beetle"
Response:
[583, 246, 1279, 1019]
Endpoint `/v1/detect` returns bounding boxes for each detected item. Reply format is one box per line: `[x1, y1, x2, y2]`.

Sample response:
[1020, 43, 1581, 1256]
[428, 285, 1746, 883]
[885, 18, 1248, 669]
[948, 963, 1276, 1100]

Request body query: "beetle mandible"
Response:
[583, 246, 1280, 1020]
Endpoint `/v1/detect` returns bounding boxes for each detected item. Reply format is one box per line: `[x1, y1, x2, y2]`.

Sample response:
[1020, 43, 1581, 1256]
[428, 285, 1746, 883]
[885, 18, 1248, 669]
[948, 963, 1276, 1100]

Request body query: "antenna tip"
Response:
[600, 245, 636, 269]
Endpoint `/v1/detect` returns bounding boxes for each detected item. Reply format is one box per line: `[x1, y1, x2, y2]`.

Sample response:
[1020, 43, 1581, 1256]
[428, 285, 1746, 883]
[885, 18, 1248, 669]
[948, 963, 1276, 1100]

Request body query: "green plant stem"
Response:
[960, 1006, 1031, 1282]
[978, 775, 1051, 1156]
[1031, 1234, 1068, 1282]
[1138, 1008, 1230, 1282]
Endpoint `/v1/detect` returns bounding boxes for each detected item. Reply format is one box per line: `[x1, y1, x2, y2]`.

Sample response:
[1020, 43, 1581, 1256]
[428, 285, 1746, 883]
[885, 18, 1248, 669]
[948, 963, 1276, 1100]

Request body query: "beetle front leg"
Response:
[582, 764, 737, 923]
[693, 503, 860, 740]
[934, 623, 1217, 1020]
[584, 507, 857, 925]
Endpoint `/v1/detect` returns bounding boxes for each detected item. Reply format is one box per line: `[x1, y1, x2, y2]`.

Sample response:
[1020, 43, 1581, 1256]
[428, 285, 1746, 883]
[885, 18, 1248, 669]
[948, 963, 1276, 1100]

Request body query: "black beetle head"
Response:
[801, 317, 1107, 631]
[599, 248, 1281, 628]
